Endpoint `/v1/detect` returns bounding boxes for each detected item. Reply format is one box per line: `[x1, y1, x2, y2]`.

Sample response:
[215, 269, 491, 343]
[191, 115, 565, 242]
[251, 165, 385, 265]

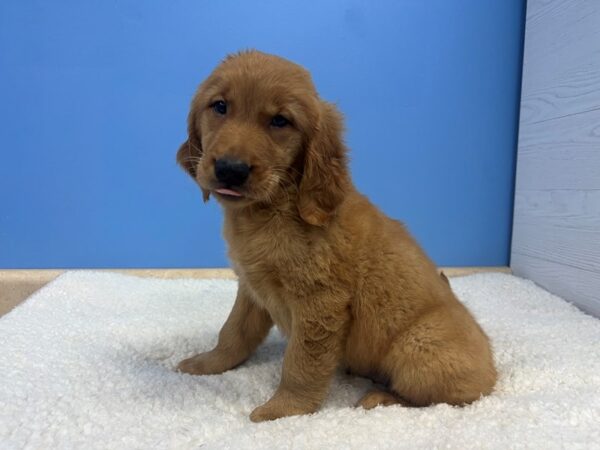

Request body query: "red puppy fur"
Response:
[176, 51, 497, 422]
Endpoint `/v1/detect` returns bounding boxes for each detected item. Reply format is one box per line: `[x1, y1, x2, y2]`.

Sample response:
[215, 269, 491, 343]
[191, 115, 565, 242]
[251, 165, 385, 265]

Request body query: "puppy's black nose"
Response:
[214, 158, 250, 186]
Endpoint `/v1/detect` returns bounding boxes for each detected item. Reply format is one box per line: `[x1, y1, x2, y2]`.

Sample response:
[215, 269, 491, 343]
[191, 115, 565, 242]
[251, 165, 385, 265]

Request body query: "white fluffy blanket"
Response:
[1, 272, 599, 449]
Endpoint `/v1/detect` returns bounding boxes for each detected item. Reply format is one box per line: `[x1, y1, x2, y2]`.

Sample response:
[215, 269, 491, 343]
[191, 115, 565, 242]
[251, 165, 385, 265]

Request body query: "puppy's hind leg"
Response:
[382, 306, 497, 407]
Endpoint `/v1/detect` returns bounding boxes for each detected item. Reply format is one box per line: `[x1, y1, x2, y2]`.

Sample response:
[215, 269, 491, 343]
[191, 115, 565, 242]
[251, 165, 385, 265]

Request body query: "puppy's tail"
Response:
[439, 270, 450, 286]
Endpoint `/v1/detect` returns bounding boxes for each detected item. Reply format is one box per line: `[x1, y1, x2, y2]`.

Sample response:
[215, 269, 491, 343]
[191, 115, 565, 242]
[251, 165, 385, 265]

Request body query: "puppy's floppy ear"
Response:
[176, 107, 202, 178]
[176, 108, 210, 201]
[176, 140, 199, 178]
[298, 101, 350, 226]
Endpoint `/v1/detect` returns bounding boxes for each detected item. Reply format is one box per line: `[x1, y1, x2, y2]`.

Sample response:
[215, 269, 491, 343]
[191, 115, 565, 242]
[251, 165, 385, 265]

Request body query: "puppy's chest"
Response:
[231, 232, 307, 295]
[236, 246, 300, 336]
[227, 214, 311, 279]
[226, 214, 321, 331]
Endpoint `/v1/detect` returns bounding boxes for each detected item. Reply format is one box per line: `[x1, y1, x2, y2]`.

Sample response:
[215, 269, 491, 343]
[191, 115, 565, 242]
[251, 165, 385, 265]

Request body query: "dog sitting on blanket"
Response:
[176, 51, 497, 422]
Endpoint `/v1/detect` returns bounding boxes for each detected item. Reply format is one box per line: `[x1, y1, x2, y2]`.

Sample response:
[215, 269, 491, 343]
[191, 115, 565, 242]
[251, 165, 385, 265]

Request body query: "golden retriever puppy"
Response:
[176, 50, 496, 422]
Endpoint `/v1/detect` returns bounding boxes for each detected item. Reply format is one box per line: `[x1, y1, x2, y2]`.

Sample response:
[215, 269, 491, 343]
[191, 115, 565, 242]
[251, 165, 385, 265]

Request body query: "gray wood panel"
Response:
[514, 189, 600, 232]
[517, 109, 600, 190]
[520, 0, 600, 124]
[511, 253, 600, 317]
[511, 0, 600, 317]
[512, 222, 600, 273]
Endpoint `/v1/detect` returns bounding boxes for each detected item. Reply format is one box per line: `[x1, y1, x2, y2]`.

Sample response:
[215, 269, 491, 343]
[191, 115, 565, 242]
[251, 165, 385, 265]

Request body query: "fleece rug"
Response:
[1, 272, 599, 449]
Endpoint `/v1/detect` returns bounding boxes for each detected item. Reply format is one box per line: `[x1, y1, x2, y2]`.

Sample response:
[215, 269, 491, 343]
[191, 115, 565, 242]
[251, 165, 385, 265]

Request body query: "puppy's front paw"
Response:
[249, 392, 317, 422]
[177, 355, 208, 375]
[177, 351, 227, 375]
[249, 402, 288, 423]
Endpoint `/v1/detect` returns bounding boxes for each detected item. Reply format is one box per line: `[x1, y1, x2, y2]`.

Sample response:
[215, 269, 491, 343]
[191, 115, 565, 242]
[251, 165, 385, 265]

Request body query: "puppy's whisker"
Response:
[180, 157, 204, 169]
[273, 165, 302, 178]
[271, 165, 302, 181]
[188, 142, 203, 154]
[265, 172, 296, 208]
[272, 172, 299, 204]
[269, 168, 298, 191]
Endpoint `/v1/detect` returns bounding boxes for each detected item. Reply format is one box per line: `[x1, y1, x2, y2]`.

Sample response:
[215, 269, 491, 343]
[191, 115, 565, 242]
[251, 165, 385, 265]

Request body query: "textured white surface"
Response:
[1, 272, 599, 449]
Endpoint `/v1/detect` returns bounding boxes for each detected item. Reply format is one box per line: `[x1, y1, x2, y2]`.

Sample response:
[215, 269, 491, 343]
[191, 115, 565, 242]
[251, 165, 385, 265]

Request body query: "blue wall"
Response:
[0, 0, 524, 268]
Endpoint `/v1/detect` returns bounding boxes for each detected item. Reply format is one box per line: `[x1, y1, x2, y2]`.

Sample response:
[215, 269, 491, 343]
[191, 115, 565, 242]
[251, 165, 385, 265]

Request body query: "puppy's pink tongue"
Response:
[215, 188, 242, 197]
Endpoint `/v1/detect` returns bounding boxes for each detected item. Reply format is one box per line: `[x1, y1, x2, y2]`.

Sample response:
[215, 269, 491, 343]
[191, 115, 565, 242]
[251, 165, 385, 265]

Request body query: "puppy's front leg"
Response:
[250, 298, 349, 422]
[178, 283, 273, 375]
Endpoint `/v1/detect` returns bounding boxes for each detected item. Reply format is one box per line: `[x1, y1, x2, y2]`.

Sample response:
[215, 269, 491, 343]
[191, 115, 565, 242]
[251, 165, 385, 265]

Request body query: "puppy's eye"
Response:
[212, 100, 227, 115]
[270, 115, 289, 128]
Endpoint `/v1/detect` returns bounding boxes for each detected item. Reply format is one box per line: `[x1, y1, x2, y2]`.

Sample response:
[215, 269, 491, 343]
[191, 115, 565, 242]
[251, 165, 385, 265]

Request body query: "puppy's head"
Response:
[177, 50, 349, 226]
